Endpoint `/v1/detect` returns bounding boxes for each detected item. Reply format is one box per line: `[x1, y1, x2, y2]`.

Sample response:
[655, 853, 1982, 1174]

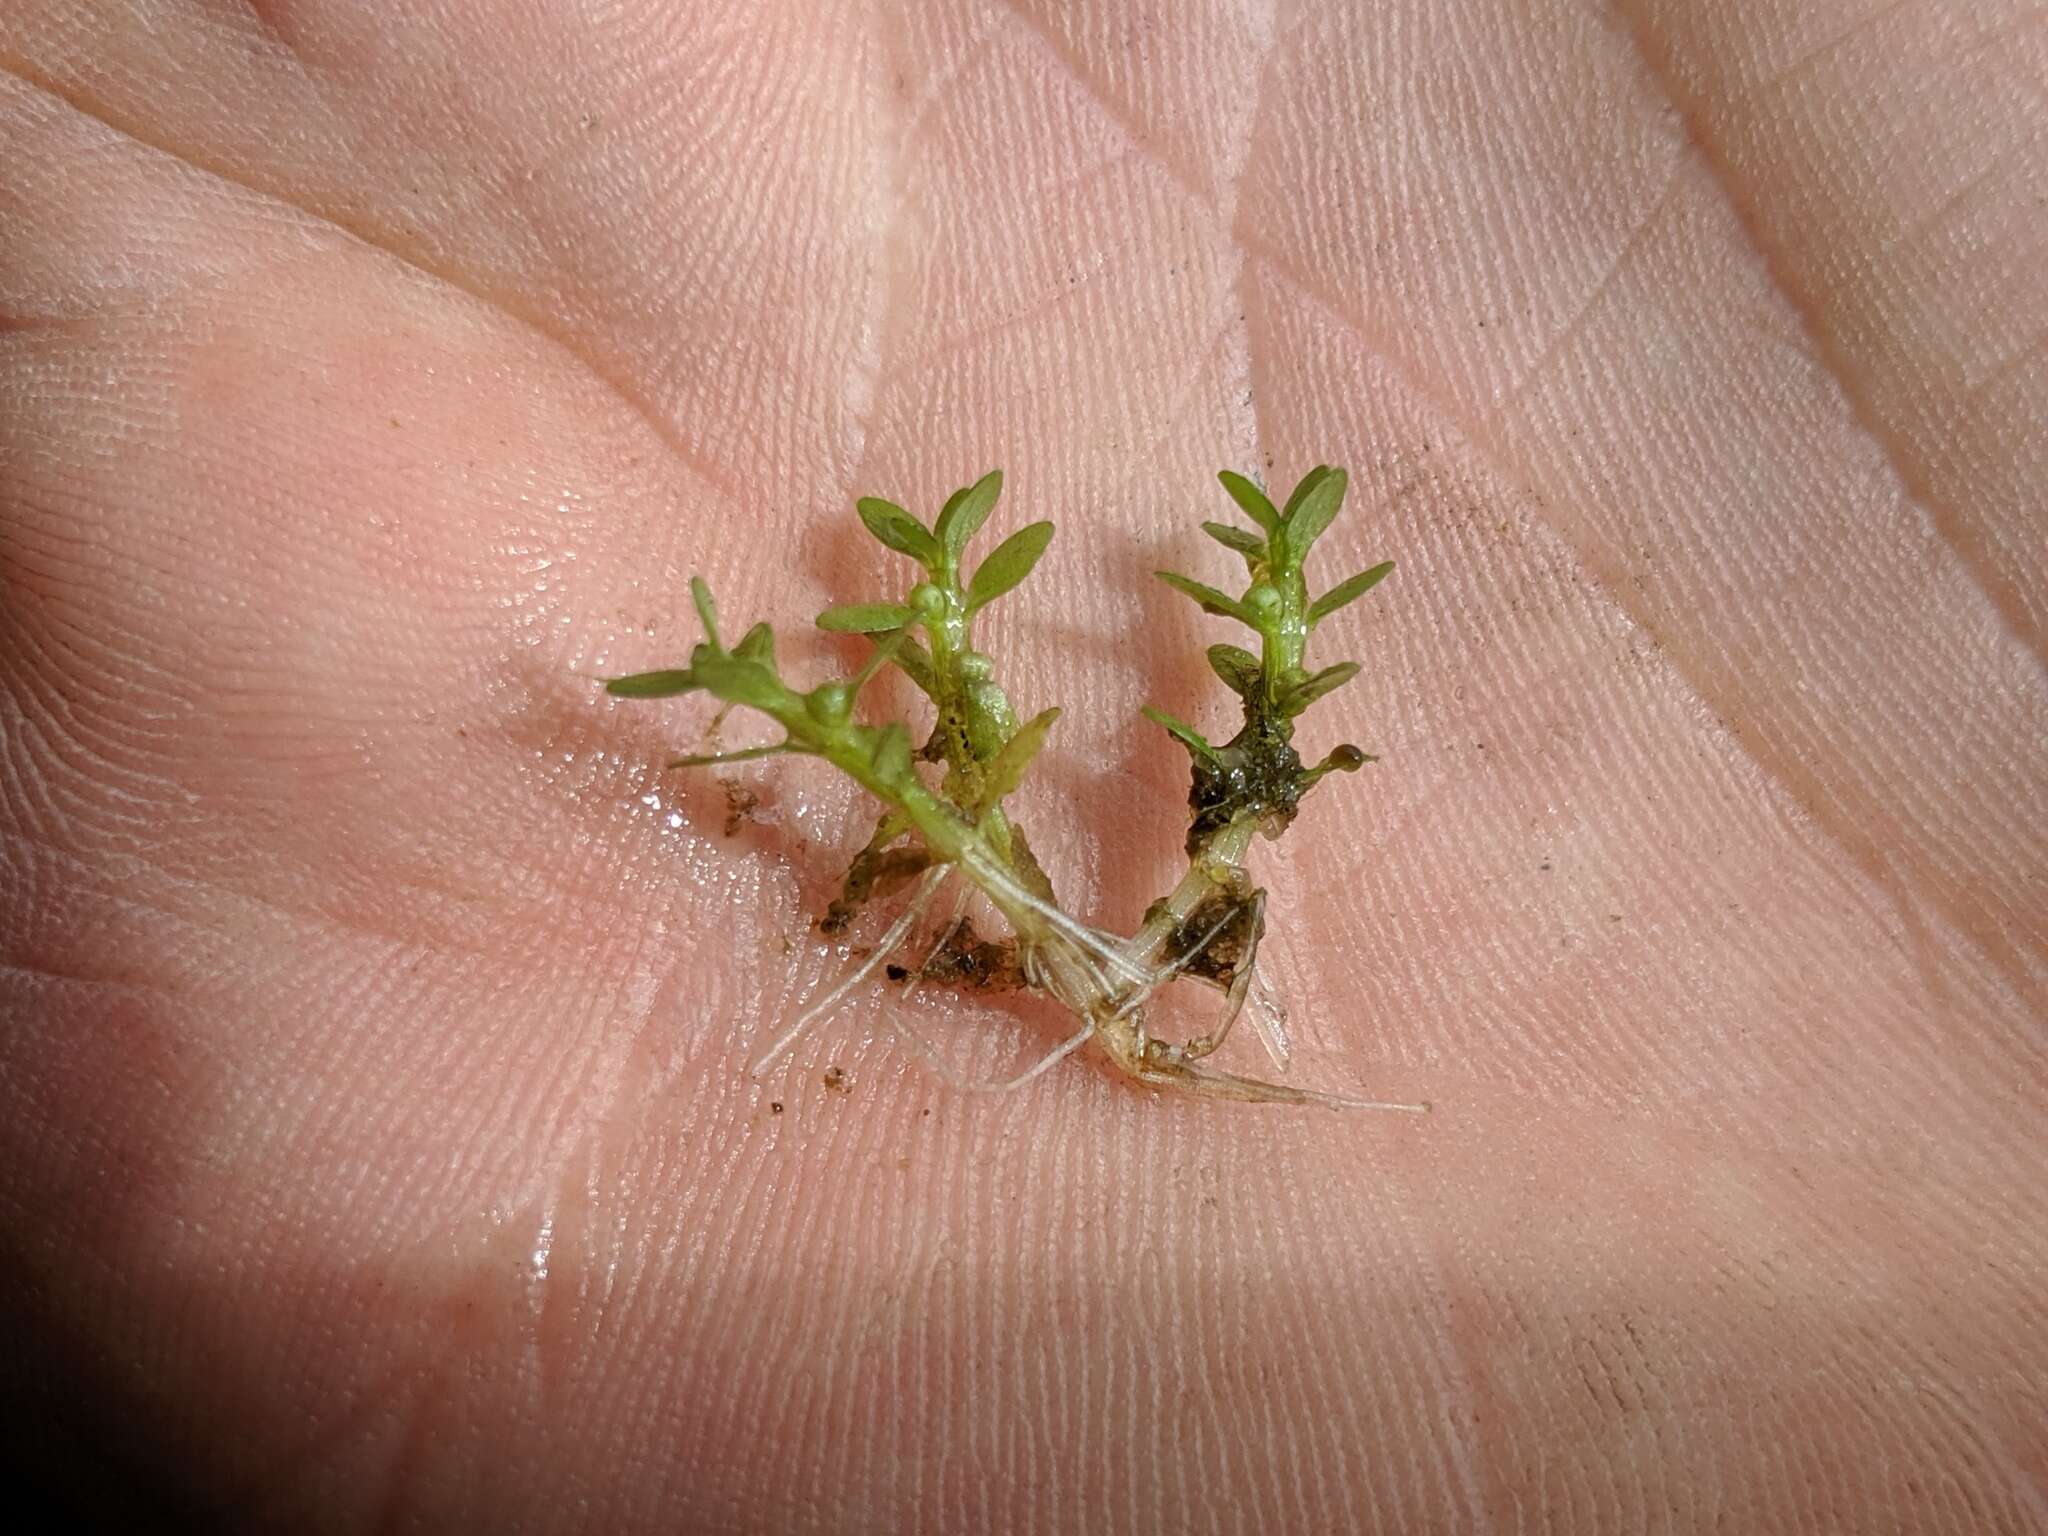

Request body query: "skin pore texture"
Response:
[1, 1, 2044, 1531]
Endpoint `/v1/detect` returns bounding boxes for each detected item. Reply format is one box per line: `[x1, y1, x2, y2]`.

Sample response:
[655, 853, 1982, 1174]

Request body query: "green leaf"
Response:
[605, 669, 699, 698]
[1278, 661, 1360, 713]
[966, 520, 1054, 612]
[850, 630, 906, 691]
[892, 634, 937, 694]
[1205, 643, 1262, 698]
[1155, 570, 1255, 625]
[1217, 471, 1281, 535]
[1281, 465, 1336, 521]
[856, 497, 942, 567]
[1308, 560, 1393, 627]
[732, 621, 777, 666]
[869, 722, 914, 782]
[1200, 521, 1267, 563]
[976, 706, 1060, 812]
[1141, 704, 1219, 761]
[935, 469, 1003, 565]
[817, 602, 915, 633]
[690, 649, 789, 712]
[1282, 467, 1348, 555]
[689, 576, 721, 647]
[934, 482, 970, 533]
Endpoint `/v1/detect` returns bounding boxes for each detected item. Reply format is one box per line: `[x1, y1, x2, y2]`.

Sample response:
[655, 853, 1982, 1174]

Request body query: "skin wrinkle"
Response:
[1615, 0, 2048, 676]
[991, 0, 1223, 215]
[0, 57, 746, 510]
[840, 2, 903, 494]
[1489, 167, 1689, 419]
[1238, 242, 2047, 1020]
[1721, 0, 1922, 110]
[1217, 0, 1277, 529]
[1964, 319, 2048, 403]
[864, 160, 1134, 391]
[1319, 400, 2040, 1113]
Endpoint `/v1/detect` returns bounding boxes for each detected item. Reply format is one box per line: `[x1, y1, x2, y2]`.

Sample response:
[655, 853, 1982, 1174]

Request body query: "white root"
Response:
[1308, 1086, 1431, 1113]
[1103, 893, 1427, 1112]
[1143, 1057, 1429, 1111]
[887, 1011, 1096, 1095]
[954, 838, 1153, 988]
[752, 840, 1424, 1113]
[786, 878, 1082, 1096]
[901, 892, 1240, 1097]
[1246, 971, 1293, 1073]
[749, 863, 949, 1075]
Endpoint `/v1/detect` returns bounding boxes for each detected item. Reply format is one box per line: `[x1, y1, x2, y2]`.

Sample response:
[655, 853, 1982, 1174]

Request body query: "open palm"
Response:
[4, 2, 2044, 1531]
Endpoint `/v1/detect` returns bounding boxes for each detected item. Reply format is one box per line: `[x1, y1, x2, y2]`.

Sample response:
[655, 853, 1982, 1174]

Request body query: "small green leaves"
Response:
[1142, 704, 1219, 761]
[868, 721, 914, 783]
[1276, 661, 1359, 714]
[1156, 570, 1255, 626]
[690, 576, 721, 646]
[967, 520, 1054, 613]
[935, 469, 1003, 567]
[1205, 643, 1262, 698]
[733, 621, 777, 666]
[1308, 561, 1393, 626]
[892, 634, 937, 693]
[691, 648, 788, 713]
[1212, 465, 1349, 575]
[1280, 467, 1347, 556]
[856, 496, 942, 568]
[606, 669, 699, 698]
[1281, 465, 1338, 522]
[1217, 470, 1281, 535]
[975, 706, 1060, 813]
[818, 601, 915, 633]
[849, 630, 907, 692]
[1200, 520, 1267, 565]
[1185, 469, 1386, 763]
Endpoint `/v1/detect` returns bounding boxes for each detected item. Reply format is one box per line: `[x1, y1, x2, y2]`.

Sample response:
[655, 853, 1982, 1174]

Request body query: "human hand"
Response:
[4, 2, 2043, 1530]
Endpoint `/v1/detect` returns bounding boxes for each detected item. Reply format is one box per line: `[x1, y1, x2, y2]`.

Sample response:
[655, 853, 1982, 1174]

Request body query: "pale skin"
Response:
[2, 1, 2045, 1531]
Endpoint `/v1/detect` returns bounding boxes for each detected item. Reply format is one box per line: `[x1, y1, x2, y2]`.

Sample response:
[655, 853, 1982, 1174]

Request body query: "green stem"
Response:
[807, 725, 1056, 948]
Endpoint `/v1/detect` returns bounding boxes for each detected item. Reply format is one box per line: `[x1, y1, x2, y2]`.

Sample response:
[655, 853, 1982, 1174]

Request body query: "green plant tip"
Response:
[605, 669, 697, 698]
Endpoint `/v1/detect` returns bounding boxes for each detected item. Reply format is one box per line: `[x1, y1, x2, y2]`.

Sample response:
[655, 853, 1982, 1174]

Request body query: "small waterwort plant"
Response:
[602, 467, 1425, 1111]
